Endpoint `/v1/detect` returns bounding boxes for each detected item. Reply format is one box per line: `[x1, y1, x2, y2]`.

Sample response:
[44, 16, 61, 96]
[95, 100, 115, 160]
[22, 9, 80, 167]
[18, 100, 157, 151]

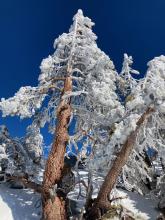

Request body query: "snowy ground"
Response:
[0, 183, 41, 220]
[68, 170, 161, 220]
[0, 171, 162, 220]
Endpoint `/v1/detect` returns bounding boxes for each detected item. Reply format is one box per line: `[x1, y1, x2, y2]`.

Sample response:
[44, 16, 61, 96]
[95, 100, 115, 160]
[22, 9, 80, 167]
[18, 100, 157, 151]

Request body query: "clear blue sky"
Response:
[0, 0, 165, 144]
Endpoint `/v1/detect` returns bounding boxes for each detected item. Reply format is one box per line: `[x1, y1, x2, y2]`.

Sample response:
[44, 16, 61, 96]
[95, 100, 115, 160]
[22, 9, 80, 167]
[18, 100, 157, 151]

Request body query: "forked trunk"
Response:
[42, 76, 72, 220]
[87, 107, 154, 220]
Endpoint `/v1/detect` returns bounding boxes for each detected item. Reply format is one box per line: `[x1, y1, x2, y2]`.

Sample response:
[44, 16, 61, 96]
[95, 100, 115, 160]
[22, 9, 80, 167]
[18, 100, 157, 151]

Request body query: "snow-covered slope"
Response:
[68, 170, 161, 220]
[0, 171, 162, 220]
[0, 183, 41, 220]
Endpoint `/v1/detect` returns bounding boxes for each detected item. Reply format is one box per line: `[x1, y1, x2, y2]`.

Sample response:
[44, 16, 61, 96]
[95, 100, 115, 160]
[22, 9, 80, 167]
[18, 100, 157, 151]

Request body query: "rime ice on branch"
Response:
[0, 124, 43, 182]
[0, 9, 124, 157]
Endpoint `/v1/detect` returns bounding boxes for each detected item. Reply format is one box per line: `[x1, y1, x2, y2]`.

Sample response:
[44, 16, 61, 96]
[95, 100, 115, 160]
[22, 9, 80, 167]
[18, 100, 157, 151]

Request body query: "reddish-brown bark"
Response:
[87, 107, 154, 220]
[42, 76, 72, 220]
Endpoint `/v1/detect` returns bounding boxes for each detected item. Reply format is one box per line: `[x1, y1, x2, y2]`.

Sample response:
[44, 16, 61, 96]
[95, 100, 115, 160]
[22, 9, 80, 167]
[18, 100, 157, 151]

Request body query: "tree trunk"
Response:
[87, 107, 154, 220]
[42, 76, 72, 220]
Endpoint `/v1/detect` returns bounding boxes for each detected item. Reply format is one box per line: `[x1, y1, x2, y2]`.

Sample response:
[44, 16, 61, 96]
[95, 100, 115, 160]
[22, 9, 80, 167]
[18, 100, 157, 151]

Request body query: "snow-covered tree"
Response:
[0, 124, 43, 184]
[86, 56, 165, 219]
[118, 53, 139, 99]
[0, 9, 165, 220]
[0, 10, 123, 219]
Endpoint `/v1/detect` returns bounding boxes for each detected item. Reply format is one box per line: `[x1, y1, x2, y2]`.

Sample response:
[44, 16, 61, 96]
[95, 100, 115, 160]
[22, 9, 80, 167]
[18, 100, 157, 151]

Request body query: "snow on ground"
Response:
[0, 183, 41, 220]
[123, 190, 160, 220]
[111, 189, 160, 220]
[0, 170, 162, 220]
[68, 170, 161, 220]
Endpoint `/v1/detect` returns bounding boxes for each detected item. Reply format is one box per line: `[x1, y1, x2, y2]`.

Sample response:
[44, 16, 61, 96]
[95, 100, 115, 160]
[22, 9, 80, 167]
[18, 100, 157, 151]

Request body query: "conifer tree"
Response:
[1, 10, 165, 220]
[0, 10, 121, 219]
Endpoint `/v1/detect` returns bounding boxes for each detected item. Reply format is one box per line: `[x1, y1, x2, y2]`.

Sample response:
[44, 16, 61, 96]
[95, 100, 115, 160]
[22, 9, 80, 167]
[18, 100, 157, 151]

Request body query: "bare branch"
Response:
[6, 175, 42, 193]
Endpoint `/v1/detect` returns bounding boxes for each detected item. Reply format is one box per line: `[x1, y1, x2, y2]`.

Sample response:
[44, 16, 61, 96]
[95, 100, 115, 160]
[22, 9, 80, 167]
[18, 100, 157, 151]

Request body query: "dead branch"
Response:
[109, 196, 128, 203]
[6, 175, 42, 193]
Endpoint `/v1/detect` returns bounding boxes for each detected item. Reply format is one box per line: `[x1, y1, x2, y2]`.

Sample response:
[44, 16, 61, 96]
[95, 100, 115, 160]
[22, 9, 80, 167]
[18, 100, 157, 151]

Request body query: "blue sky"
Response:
[0, 0, 165, 144]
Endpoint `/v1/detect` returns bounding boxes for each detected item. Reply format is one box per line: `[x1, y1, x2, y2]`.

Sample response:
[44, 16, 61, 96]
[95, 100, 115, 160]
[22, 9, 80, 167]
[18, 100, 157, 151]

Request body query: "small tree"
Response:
[0, 123, 43, 183]
[118, 53, 139, 99]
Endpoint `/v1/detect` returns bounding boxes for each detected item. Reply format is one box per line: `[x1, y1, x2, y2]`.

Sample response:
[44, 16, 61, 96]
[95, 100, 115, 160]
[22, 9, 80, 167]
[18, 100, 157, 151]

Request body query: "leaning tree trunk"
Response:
[42, 76, 72, 220]
[87, 107, 154, 220]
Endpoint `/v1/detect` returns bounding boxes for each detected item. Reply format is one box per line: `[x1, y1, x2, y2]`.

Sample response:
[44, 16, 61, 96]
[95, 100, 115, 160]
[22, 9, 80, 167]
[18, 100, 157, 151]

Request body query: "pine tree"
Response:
[0, 10, 121, 219]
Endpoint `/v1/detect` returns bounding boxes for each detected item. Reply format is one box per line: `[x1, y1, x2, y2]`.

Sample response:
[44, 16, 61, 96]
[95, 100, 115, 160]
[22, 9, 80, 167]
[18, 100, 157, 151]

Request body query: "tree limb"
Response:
[6, 175, 42, 193]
